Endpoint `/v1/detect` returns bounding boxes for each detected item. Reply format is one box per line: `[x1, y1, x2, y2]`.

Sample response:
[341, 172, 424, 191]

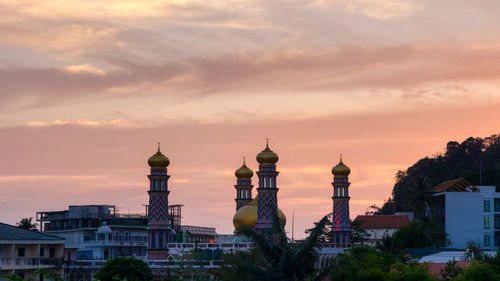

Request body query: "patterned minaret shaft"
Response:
[235, 158, 254, 211]
[255, 141, 280, 230]
[147, 145, 171, 260]
[331, 156, 351, 248]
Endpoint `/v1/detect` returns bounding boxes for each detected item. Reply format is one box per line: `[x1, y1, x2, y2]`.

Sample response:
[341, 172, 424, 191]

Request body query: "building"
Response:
[0, 222, 64, 281]
[331, 156, 352, 248]
[353, 215, 410, 246]
[232, 141, 286, 233]
[430, 178, 499, 250]
[37, 205, 149, 261]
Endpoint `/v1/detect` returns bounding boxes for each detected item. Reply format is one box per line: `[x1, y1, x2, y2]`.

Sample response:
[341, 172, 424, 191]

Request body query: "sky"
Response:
[1, 0, 500, 238]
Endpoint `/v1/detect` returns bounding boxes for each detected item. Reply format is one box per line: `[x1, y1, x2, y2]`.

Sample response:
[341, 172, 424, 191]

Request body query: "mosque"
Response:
[145, 141, 352, 260]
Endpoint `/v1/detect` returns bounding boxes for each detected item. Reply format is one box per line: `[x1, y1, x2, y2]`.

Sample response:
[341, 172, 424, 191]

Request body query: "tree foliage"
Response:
[391, 221, 449, 250]
[95, 257, 153, 281]
[217, 211, 333, 281]
[382, 134, 500, 218]
[16, 217, 38, 231]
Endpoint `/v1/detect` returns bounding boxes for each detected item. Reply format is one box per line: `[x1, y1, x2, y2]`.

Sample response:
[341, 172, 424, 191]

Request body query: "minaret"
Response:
[331, 155, 351, 248]
[146, 144, 171, 260]
[234, 158, 254, 211]
[255, 139, 280, 231]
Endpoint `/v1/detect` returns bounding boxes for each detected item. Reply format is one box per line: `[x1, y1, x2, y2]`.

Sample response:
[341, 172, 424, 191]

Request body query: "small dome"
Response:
[97, 222, 112, 233]
[148, 144, 170, 169]
[235, 161, 253, 179]
[332, 156, 350, 177]
[233, 196, 286, 230]
[256, 141, 278, 165]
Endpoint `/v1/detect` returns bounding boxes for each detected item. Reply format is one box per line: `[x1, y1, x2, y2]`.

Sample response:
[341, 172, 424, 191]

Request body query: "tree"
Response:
[392, 221, 448, 250]
[387, 262, 438, 281]
[329, 246, 394, 281]
[376, 234, 394, 254]
[95, 257, 153, 281]
[232, 211, 333, 281]
[452, 261, 500, 281]
[350, 220, 369, 245]
[440, 259, 462, 281]
[304, 213, 332, 243]
[16, 217, 38, 231]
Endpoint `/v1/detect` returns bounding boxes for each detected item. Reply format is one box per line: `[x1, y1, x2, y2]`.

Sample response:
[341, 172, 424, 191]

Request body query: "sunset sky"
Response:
[1, 0, 500, 238]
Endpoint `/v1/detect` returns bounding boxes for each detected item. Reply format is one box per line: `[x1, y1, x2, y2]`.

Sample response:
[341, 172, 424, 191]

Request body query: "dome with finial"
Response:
[233, 196, 286, 230]
[235, 158, 253, 179]
[332, 155, 350, 177]
[256, 139, 279, 165]
[148, 143, 170, 168]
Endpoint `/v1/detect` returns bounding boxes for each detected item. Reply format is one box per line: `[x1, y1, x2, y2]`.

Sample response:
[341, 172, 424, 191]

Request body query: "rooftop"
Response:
[354, 215, 410, 229]
[431, 178, 479, 193]
[0, 222, 64, 241]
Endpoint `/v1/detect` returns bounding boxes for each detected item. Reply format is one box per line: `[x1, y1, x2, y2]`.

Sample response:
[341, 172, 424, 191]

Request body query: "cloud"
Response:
[2, 44, 500, 111]
[314, 0, 417, 19]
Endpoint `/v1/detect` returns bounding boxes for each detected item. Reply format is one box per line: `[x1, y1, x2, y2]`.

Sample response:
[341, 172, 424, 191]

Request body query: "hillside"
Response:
[380, 134, 500, 218]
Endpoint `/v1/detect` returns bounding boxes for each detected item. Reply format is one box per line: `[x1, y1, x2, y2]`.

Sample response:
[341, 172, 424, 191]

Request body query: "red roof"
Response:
[427, 261, 470, 276]
[354, 215, 410, 229]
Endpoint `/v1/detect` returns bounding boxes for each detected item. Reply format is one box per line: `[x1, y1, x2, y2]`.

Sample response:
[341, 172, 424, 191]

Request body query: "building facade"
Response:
[430, 178, 500, 250]
[331, 156, 351, 248]
[37, 205, 149, 261]
[0, 222, 64, 281]
[353, 215, 410, 246]
[146, 145, 172, 260]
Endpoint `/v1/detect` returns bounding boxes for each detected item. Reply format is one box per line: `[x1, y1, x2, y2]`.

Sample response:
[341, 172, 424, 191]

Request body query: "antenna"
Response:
[480, 154, 483, 186]
[292, 210, 295, 242]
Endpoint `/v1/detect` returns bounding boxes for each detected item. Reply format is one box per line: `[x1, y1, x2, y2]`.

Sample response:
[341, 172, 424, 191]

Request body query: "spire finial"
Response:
[243, 156, 246, 165]
[157, 142, 161, 152]
[340, 154, 343, 161]
[266, 138, 269, 147]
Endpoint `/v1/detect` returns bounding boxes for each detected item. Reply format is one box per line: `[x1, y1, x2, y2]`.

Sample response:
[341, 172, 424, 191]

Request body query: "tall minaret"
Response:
[255, 140, 280, 231]
[234, 158, 254, 211]
[331, 155, 351, 248]
[146, 144, 171, 260]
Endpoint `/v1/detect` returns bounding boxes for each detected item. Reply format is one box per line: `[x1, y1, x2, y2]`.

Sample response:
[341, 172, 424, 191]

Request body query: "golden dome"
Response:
[256, 140, 278, 165]
[233, 196, 286, 230]
[235, 160, 253, 179]
[148, 144, 170, 169]
[332, 155, 350, 177]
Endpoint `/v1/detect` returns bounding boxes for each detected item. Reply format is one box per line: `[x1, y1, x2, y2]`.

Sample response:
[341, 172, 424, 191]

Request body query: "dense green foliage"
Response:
[95, 257, 154, 281]
[380, 134, 500, 217]
[391, 221, 449, 249]
[329, 246, 438, 281]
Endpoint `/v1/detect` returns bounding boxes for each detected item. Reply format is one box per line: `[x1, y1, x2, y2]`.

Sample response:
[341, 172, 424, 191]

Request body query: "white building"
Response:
[430, 178, 499, 250]
[353, 215, 410, 246]
[0, 222, 65, 281]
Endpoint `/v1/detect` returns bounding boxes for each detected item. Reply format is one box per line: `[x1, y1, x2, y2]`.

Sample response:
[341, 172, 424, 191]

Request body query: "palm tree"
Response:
[236, 210, 333, 281]
[16, 217, 38, 231]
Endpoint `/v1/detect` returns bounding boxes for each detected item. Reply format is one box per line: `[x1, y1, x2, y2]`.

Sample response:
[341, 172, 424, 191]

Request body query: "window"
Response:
[18, 248, 25, 257]
[485, 234, 491, 247]
[151, 233, 156, 248]
[484, 217, 492, 229]
[159, 232, 163, 249]
[49, 247, 55, 258]
[40, 247, 45, 257]
[485, 200, 491, 212]
[495, 199, 500, 212]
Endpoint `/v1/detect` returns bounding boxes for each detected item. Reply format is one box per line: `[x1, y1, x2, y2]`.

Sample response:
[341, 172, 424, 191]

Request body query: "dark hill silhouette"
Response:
[379, 134, 500, 218]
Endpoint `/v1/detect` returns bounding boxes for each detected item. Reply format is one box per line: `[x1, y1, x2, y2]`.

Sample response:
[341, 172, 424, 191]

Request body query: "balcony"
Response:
[0, 258, 64, 270]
